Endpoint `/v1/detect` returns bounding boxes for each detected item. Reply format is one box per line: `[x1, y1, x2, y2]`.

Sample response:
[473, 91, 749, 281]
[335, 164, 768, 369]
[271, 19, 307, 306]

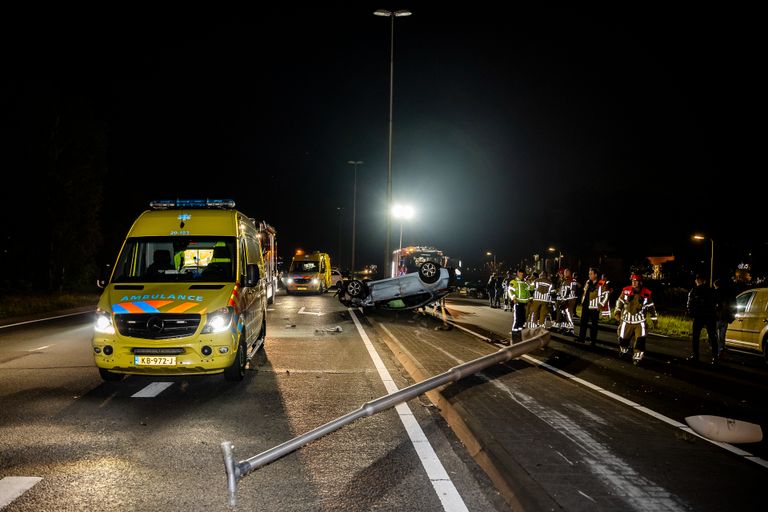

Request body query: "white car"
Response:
[330, 269, 344, 289]
[337, 262, 459, 310]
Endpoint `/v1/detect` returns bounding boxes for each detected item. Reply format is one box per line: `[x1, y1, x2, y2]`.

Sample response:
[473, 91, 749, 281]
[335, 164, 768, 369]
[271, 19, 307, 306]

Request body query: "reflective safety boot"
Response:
[632, 351, 645, 365]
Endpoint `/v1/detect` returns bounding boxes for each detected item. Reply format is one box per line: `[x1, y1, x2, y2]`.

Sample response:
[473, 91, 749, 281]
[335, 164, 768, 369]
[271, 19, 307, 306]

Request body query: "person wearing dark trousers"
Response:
[578, 268, 601, 344]
[614, 274, 658, 365]
[687, 274, 719, 364]
[714, 278, 736, 358]
[487, 273, 498, 308]
[506, 268, 531, 344]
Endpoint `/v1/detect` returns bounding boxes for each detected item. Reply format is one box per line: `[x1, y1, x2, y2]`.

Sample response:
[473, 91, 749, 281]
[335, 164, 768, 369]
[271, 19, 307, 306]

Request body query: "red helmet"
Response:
[630, 274, 642, 282]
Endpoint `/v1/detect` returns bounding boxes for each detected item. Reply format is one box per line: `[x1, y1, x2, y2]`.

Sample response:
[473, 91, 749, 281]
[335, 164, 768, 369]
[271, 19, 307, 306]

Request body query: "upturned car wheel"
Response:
[346, 279, 365, 298]
[418, 262, 441, 284]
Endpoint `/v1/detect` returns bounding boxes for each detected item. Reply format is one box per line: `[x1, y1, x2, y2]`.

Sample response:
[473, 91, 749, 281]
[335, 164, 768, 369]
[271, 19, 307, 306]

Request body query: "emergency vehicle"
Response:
[92, 199, 270, 382]
[283, 251, 332, 294]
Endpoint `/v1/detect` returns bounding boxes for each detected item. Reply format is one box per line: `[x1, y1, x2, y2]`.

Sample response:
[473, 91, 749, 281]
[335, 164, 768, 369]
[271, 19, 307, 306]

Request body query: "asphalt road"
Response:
[0, 293, 504, 512]
[1, 292, 766, 511]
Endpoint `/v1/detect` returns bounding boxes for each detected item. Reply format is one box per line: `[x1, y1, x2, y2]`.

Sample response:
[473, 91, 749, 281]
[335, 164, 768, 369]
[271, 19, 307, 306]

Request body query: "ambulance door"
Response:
[244, 234, 265, 343]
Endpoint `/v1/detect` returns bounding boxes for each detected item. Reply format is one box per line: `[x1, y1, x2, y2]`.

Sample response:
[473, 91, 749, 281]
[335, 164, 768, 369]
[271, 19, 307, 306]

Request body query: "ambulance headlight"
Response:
[311, 278, 319, 285]
[202, 307, 233, 333]
[286, 278, 294, 284]
[94, 310, 115, 334]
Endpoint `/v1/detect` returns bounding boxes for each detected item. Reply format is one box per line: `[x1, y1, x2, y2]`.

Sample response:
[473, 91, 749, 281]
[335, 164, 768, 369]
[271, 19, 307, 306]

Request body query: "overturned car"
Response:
[337, 262, 459, 310]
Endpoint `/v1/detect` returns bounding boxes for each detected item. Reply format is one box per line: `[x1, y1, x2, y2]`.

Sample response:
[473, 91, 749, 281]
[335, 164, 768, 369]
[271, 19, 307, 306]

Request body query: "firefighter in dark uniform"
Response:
[530, 270, 553, 328]
[614, 274, 658, 365]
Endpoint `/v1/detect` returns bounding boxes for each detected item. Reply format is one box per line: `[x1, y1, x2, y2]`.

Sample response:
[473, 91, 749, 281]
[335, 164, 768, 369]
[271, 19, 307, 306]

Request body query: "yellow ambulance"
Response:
[92, 199, 268, 382]
[284, 251, 332, 294]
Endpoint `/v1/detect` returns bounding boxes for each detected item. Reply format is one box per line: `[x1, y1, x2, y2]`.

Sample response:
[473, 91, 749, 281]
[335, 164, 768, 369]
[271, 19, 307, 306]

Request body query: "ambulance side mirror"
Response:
[245, 263, 260, 287]
[97, 264, 111, 289]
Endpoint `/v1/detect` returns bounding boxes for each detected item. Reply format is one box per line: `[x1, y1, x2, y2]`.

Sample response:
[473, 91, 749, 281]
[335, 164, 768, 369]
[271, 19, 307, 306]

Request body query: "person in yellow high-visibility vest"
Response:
[507, 268, 531, 343]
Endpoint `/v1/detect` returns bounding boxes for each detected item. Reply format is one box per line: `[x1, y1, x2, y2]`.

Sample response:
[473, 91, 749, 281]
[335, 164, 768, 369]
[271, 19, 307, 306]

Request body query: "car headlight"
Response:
[94, 310, 115, 334]
[311, 278, 319, 285]
[286, 278, 294, 284]
[202, 307, 234, 334]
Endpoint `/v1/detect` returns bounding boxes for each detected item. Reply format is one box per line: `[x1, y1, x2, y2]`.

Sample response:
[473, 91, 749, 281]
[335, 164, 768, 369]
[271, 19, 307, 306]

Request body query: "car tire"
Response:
[346, 279, 366, 298]
[418, 262, 441, 284]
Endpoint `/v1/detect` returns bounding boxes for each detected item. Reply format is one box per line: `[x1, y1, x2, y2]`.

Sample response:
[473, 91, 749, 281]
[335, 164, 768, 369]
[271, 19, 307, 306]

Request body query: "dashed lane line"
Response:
[131, 382, 174, 398]
[0, 476, 42, 509]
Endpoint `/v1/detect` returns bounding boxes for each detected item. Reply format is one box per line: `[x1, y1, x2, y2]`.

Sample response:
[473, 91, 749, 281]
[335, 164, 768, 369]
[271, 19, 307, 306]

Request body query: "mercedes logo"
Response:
[147, 316, 165, 333]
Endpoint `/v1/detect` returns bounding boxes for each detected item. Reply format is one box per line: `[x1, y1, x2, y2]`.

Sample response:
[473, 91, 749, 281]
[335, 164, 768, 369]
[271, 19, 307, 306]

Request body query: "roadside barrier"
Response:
[220, 328, 550, 507]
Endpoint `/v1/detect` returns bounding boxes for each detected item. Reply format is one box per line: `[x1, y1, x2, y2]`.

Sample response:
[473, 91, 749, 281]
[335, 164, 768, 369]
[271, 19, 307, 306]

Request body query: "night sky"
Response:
[1, 6, 762, 279]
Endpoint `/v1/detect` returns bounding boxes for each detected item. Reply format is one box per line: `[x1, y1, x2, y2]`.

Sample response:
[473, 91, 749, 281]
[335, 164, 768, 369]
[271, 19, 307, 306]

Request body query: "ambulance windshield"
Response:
[112, 237, 237, 283]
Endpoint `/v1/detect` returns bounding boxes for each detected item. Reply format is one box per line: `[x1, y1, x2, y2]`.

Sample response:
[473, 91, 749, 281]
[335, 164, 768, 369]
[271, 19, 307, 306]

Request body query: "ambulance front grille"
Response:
[115, 314, 201, 339]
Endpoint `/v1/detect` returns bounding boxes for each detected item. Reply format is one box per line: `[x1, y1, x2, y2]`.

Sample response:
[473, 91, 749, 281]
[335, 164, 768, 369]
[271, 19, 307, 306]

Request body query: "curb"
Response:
[372, 318, 558, 512]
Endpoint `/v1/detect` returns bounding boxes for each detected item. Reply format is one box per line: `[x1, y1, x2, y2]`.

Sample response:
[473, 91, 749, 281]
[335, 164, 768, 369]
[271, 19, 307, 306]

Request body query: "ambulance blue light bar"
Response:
[150, 199, 236, 209]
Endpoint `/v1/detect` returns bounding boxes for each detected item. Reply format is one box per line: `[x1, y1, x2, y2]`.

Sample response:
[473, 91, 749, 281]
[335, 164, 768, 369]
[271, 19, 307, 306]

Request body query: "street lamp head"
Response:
[486, 252, 492, 256]
[693, 234, 706, 241]
[373, 9, 412, 17]
[547, 246, 556, 252]
[347, 160, 363, 165]
[392, 204, 414, 220]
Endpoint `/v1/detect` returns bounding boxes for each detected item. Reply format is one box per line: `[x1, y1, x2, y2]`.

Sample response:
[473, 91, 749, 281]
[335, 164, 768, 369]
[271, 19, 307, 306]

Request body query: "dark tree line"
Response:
[1, 82, 106, 293]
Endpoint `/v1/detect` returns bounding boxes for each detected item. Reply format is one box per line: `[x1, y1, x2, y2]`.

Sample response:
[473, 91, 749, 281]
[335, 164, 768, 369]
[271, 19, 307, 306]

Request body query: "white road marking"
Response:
[30, 345, 50, 351]
[521, 353, 768, 469]
[0, 476, 42, 508]
[131, 382, 173, 398]
[297, 307, 323, 316]
[0, 310, 93, 329]
[412, 333, 687, 511]
[438, 313, 768, 470]
[349, 310, 468, 512]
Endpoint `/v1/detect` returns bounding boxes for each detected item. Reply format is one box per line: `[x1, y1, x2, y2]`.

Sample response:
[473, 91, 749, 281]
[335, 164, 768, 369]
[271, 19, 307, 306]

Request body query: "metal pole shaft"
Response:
[398, 221, 404, 273]
[384, 14, 395, 277]
[710, 239, 714, 287]
[221, 330, 549, 506]
[351, 163, 357, 275]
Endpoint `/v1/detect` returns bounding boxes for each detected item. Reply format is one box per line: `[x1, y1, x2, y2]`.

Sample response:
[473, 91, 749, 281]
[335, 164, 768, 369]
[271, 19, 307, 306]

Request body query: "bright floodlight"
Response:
[693, 234, 705, 240]
[392, 204, 414, 220]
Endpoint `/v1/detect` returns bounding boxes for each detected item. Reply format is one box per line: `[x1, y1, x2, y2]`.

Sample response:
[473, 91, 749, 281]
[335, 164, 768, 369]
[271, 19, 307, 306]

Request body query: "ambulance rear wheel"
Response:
[99, 368, 123, 382]
[224, 337, 246, 381]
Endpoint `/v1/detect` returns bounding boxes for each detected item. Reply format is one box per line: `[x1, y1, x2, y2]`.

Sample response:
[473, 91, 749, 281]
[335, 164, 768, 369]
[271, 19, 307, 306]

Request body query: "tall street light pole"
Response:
[336, 207, 344, 269]
[693, 234, 715, 286]
[374, 8, 411, 277]
[347, 160, 363, 276]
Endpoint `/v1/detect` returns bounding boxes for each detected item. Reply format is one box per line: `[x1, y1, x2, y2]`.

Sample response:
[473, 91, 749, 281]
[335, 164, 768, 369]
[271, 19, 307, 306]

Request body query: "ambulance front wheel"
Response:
[224, 337, 247, 381]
